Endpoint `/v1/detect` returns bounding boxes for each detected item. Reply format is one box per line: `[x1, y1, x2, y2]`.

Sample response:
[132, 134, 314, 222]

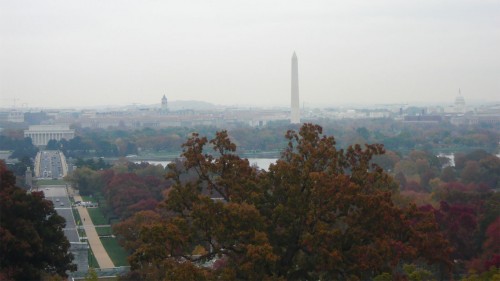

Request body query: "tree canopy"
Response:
[124, 124, 452, 280]
[0, 160, 75, 280]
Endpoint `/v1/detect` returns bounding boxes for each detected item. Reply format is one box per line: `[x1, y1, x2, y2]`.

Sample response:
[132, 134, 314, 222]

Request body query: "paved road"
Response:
[74, 195, 115, 269]
[43, 185, 91, 272]
[37, 150, 64, 178]
[43, 185, 79, 242]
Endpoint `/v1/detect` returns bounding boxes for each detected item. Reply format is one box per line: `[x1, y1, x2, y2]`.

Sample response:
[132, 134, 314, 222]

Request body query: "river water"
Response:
[136, 158, 278, 170]
[137, 154, 497, 170]
[437, 153, 455, 167]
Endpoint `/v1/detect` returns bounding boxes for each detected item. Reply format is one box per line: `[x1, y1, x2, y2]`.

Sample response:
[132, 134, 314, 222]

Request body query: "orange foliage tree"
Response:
[124, 124, 452, 280]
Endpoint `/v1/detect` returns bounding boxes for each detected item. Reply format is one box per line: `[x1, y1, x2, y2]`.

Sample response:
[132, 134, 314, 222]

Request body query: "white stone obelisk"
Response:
[291, 52, 300, 124]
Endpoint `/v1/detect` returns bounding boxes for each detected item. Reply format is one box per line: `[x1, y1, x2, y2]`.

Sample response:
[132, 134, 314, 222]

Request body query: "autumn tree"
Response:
[103, 169, 167, 219]
[461, 161, 482, 184]
[422, 202, 479, 262]
[479, 218, 500, 270]
[113, 210, 162, 253]
[440, 166, 456, 182]
[467, 217, 500, 273]
[125, 124, 452, 280]
[0, 161, 75, 280]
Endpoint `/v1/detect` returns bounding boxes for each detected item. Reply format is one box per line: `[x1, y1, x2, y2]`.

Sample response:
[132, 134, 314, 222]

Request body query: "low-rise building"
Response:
[24, 125, 75, 146]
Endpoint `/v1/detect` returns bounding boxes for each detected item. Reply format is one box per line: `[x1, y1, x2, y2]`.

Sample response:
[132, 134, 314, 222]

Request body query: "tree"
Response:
[422, 202, 479, 261]
[394, 159, 418, 179]
[372, 150, 400, 171]
[84, 267, 98, 281]
[112, 210, 162, 252]
[46, 139, 59, 150]
[481, 218, 500, 270]
[66, 166, 104, 196]
[356, 126, 370, 140]
[9, 137, 38, 160]
[440, 166, 456, 183]
[126, 124, 452, 280]
[104, 172, 161, 219]
[478, 155, 500, 188]
[461, 161, 481, 184]
[0, 161, 75, 280]
[9, 155, 33, 177]
[468, 217, 500, 273]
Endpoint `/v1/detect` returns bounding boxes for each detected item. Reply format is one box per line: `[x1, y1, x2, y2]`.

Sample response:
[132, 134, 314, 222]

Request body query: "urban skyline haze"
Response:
[1, 0, 499, 109]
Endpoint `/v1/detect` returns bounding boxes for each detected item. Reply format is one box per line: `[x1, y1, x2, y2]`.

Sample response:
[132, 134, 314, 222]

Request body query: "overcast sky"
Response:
[1, 0, 499, 109]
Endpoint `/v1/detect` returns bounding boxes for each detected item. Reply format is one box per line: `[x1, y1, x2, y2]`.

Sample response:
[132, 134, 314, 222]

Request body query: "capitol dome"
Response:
[455, 94, 465, 106]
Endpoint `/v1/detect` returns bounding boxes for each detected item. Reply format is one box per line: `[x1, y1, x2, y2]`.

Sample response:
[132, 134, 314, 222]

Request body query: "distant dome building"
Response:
[454, 88, 466, 113]
[161, 94, 168, 111]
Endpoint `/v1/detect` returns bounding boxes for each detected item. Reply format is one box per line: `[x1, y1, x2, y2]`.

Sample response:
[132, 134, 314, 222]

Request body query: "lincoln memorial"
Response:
[24, 125, 75, 146]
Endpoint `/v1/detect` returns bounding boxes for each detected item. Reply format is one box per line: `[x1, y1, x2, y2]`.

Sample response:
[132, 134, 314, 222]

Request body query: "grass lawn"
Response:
[87, 208, 109, 225]
[96, 226, 113, 236]
[78, 228, 86, 239]
[101, 237, 129, 267]
[81, 195, 94, 202]
[37, 179, 68, 185]
[72, 207, 82, 225]
[88, 248, 100, 269]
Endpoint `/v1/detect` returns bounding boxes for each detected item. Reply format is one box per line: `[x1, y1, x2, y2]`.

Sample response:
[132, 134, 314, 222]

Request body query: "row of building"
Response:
[1, 92, 498, 147]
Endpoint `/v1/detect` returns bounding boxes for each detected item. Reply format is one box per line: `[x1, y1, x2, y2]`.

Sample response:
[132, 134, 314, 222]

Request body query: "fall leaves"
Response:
[0, 162, 75, 280]
[122, 123, 453, 280]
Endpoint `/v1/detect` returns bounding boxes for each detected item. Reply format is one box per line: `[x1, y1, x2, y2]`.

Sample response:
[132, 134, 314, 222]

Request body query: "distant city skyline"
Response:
[1, 1, 499, 109]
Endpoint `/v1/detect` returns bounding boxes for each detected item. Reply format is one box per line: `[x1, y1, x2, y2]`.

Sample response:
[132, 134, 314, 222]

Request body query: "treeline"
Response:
[1, 119, 498, 162]
[387, 148, 500, 277]
[373, 149, 500, 191]
[66, 159, 170, 220]
[66, 124, 499, 280]
[79, 119, 497, 155]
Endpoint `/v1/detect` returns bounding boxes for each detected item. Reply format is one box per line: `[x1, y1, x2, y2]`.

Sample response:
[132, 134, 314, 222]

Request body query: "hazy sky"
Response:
[1, 0, 499, 108]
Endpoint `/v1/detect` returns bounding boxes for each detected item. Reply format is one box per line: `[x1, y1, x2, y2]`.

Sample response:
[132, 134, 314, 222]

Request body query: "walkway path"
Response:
[74, 195, 115, 269]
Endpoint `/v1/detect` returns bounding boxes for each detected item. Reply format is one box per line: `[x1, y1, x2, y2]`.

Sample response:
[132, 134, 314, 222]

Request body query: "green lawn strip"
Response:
[78, 228, 86, 239]
[100, 237, 129, 267]
[96, 226, 113, 236]
[88, 247, 100, 269]
[37, 179, 68, 185]
[87, 208, 109, 225]
[80, 195, 94, 202]
[80, 192, 105, 203]
[72, 207, 82, 226]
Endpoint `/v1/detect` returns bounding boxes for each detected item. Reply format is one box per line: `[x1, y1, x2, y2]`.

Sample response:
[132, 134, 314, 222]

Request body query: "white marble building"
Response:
[24, 125, 75, 146]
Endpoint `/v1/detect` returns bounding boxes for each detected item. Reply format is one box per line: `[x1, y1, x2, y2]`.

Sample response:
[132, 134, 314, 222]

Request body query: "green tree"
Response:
[403, 264, 436, 281]
[9, 137, 39, 160]
[84, 267, 98, 281]
[0, 161, 75, 280]
[66, 166, 104, 196]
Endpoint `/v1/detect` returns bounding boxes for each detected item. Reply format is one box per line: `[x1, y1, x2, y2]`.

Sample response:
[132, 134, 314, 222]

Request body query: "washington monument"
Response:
[291, 52, 300, 124]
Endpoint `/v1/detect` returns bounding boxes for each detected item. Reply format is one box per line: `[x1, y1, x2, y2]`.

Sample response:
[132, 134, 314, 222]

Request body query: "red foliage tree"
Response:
[421, 201, 479, 262]
[468, 217, 500, 273]
[0, 161, 75, 280]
